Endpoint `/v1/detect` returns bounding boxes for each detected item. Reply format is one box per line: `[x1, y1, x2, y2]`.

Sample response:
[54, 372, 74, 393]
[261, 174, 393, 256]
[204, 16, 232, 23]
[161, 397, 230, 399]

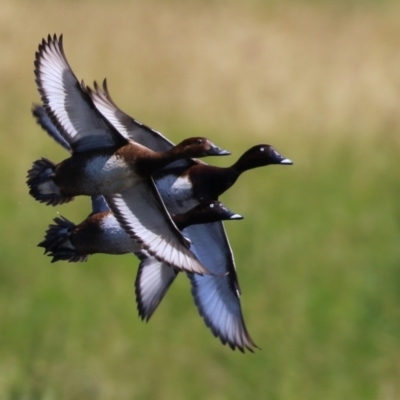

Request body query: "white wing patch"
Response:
[104, 183, 211, 275]
[135, 253, 178, 321]
[34, 35, 124, 152]
[35, 35, 79, 144]
[88, 80, 176, 152]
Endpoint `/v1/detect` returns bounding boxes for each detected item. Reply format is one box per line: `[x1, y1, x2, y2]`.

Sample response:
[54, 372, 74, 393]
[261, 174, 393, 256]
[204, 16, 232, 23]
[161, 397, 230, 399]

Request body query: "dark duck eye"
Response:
[197, 139, 204, 145]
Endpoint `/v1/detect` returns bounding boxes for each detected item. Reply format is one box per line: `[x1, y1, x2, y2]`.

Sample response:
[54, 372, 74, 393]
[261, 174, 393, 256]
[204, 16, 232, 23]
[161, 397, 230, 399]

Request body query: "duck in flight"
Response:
[28, 34, 230, 276]
[39, 197, 243, 263]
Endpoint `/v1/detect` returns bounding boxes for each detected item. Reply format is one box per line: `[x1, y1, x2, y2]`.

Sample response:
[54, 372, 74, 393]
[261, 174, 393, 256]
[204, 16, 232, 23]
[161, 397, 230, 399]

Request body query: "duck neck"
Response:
[172, 209, 214, 230]
[191, 165, 240, 201]
[172, 213, 192, 230]
[231, 154, 258, 174]
[137, 148, 182, 176]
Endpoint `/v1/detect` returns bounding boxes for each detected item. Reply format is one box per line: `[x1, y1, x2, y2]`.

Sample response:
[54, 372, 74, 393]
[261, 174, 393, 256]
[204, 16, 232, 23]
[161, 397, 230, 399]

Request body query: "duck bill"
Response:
[279, 158, 293, 165]
[216, 149, 231, 155]
[229, 213, 244, 220]
[208, 144, 231, 156]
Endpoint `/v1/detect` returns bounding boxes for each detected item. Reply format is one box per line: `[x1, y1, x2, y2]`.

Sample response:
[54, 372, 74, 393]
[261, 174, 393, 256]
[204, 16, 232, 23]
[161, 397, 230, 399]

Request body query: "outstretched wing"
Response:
[87, 80, 203, 170]
[87, 80, 174, 152]
[134, 250, 178, 321]
[184, 222, 258, 352]
[104, 181, 210, 275]
[34, 34, 127, 152]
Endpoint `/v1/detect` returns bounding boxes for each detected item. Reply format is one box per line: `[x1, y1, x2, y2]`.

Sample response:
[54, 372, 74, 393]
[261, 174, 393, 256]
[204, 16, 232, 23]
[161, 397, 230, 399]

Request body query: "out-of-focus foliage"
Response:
[1, 1, 400, 399]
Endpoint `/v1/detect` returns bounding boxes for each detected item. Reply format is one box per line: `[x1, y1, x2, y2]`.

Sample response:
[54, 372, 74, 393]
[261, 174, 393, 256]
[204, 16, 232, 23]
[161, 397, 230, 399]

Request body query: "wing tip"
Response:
[190, 282, 259, 353]
[135, 264, 153, 322]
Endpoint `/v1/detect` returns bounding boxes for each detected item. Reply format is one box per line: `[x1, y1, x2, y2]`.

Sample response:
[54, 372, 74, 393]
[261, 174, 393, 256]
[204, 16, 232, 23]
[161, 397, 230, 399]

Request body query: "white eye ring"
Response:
[260, 147, 265, 152]
[209, 203, 214, 208]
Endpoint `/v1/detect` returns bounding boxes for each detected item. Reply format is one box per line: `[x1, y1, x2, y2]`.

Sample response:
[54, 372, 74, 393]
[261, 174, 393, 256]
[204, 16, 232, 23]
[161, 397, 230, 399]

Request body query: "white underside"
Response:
[155, 174, 198, 214]
[100, 213, 140, 253]
[83, 155, 138, 194]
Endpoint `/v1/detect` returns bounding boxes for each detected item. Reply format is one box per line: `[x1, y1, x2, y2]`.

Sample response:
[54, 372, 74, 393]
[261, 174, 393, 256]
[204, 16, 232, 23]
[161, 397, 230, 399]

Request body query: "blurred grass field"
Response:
[1, 0, 400, 399]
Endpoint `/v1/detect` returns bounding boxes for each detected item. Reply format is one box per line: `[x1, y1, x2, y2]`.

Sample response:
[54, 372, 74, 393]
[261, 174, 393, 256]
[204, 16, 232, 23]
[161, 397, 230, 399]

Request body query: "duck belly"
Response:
[85, 155, 138, 194]
[56, 154, 139, 196]
[98, 213, 139, 254]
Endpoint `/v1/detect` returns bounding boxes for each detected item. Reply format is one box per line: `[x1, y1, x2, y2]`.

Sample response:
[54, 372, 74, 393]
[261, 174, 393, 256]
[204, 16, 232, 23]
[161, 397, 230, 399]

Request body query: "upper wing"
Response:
[34, 34, 127, 152]
[184, 222, 258, 352]
[87, 80, 175, 152]
[87, 80, 202, 170]
[104, 181, 210, 275]
[32, 104, 71, 152]
[134, 250, 178, 321]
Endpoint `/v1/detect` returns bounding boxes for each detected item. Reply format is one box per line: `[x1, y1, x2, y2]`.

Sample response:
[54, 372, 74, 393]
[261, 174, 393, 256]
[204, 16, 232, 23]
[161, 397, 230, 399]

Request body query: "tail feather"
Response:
[38, 216, 88, 263]
[26, 157, 74, 206]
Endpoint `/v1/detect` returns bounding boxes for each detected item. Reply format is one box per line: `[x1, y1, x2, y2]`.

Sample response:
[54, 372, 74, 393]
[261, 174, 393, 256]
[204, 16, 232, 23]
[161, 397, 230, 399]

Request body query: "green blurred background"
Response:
[1, 0, 400, 399]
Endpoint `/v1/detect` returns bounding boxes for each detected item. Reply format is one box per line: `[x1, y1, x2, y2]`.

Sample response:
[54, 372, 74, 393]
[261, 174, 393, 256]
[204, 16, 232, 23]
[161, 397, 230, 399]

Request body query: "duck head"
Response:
[234, 144, 293, 171]
[173, 200, 243, 229]
[175, 137, 231, 158]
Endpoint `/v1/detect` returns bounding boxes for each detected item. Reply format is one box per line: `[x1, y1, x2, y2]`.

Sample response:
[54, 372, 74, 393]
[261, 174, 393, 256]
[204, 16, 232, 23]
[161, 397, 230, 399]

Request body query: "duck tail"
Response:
[26, 157, 74, 205]
[38, 216, 88, 263]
